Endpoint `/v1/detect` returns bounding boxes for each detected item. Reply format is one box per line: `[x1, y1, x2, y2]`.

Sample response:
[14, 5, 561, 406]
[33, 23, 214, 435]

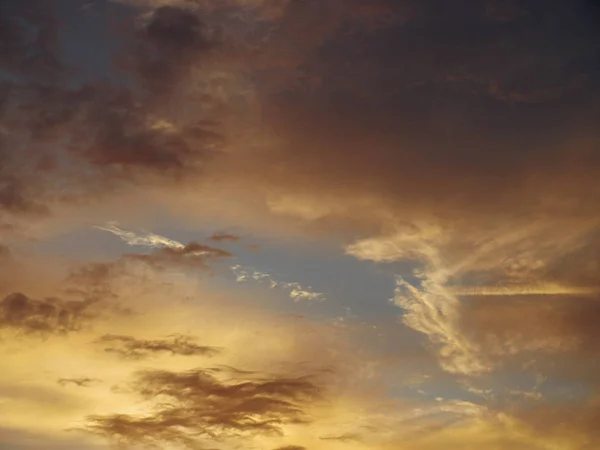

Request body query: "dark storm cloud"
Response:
[0, 0, 597, 229]
[95, 334, 221, 360]
[0, 0, 63, 80]
[0, 292, 93, 335]
[83, 367, 322, 448]
[237, 0, 600, 223]
[0, 1, 224, 229]
[65, 86, 219, 173]
[127, 5, 220, 95]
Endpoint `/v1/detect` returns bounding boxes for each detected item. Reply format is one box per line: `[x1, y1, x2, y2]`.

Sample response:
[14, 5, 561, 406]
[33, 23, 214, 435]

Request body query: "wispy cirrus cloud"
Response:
[94, 222, 325, 302]
[231, 265, 324, 302]
[94, 222, 185, 249]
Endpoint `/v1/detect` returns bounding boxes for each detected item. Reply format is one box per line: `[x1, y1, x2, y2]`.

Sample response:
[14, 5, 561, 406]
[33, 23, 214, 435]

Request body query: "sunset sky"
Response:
[1, 0, 600, 449]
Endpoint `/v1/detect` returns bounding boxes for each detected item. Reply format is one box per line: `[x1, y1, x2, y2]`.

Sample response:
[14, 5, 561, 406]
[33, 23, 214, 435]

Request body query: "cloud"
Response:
[0, 292, 94, 336]
[345, 216, 600, 378]
[450, 284, 599, 297]
[122, 241, 233, 272]
[94, 222, 226, 258]
[95, 334, 221, 360]
[391, 276, 490, 377]
[4, 249, 595, 450]
[0, 230, 234, 338]
[484, 0, 529, 23]
[319, 433, 361, 442]
[208, 232, 241, 242]
[128, 5, 220, 95]
[57, 378, 102, 388]
[232, 265, 325, 302]
[2, 1, 600, 448]
[274, 446, 306, 450]
[68, 232, 233, 288]
[0, 426, 104, 450]
[95, 222, 324, 302]
[0, 1, 227, 235]
[460, 295, 600, 358]
[82, 366, 322, 448]
[94, 221, 186, 249]
[0, 243, 393, 450]
[1, 0, 598, 230]
[195, 0, 600, 241]
[93, 226, 236, 276]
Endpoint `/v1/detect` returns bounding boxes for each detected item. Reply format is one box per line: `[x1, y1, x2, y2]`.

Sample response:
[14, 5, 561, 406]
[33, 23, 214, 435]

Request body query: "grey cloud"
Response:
[0, 1, 226, 231]
[129, 5, 221, 95]
[233, 0, 600, 229]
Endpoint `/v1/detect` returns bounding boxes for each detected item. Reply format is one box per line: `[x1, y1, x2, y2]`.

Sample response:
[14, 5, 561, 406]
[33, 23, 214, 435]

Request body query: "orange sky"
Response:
[1, 0, 600, 449]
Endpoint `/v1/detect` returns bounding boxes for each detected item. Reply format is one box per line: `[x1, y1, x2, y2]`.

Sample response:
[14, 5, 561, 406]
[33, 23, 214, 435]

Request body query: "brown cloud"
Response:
[319, 433, 361, 442]
[95, 334, 221, 360]
[0, 246, 17, 295]
[208, 232, 241, 242]
[0, 0, 598, 232]
[0, 427, 103, 450]
[125, 5, 220, 96]
[458, 294, 600, 379]
[123, 241, 233, 271]
[83, 367, 322, 448]
[0, 1, 228, 235]
[0, 245, 10, 261]
[57, 377, 102, 388]
[2, 1, 600, 448]
[65, 239, 232, 299]
[203, 0, 600, 235]
[273, 446, 307, 450]
[0, 292, 94, 335]
[510, 400, 600, 449]
[64, 261, 122, 305]
[0, 176, 50, 217]
[0, 236, 233, 338]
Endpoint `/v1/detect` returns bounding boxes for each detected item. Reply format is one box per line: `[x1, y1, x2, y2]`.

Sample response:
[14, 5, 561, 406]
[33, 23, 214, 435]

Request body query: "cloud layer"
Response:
[2, 0, 600, 448]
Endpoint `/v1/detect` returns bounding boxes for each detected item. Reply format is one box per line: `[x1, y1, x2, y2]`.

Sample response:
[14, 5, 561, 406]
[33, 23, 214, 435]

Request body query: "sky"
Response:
[1, 0, 600, 449]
